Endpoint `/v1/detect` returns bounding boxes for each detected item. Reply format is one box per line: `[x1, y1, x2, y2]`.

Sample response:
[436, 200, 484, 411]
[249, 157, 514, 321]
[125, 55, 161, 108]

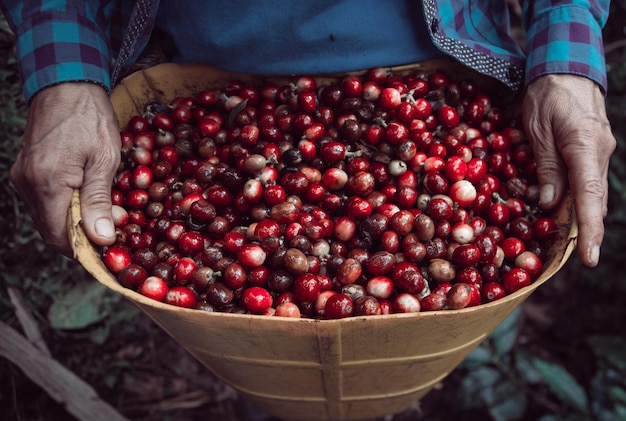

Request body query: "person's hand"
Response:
[10, 82, 121, 257]
[523, 74, 616, 267]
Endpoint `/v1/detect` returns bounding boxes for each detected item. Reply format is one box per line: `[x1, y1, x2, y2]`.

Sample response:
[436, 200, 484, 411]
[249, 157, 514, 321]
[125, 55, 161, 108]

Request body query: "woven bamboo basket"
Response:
[68, 59, 577, 421]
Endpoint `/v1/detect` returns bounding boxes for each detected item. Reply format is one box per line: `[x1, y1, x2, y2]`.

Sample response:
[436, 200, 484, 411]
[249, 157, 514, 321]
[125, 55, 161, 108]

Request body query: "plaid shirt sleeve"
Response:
[425, 0, 527, 92]
[0, 0, 127, 102]
[522, 0, 609, 93]
[426, 0, 609, 94]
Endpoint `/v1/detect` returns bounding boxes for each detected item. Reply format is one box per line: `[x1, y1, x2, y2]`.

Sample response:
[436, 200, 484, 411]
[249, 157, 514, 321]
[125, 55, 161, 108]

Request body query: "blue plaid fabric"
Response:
[0, 0, 610, 102]
[427, 0, 609, 92]
[522, 0, 608, 91]
[0, 0, 143, 100]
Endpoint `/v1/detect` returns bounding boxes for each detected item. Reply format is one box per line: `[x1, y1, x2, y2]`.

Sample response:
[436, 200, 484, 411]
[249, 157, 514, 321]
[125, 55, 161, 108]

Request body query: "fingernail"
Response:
[95, 218, 115, 239]
[589, 245, 600, 267]
[539, 184, 555, 206]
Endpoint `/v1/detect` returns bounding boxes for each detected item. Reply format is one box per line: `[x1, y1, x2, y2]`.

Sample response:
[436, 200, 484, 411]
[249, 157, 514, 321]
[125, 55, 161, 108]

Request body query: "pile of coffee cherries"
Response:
[102, 66, 559, 319]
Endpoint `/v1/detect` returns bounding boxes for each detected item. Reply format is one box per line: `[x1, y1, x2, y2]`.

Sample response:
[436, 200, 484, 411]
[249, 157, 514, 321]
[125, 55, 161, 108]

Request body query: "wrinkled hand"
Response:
[523, 74, 616, 267]
[10, 82, 121, 257]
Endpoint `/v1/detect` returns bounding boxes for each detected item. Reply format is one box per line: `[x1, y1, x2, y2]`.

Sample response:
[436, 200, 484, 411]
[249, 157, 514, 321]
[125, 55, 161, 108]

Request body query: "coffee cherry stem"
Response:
[345, 150, 363, 160]
[227, 97, 249, 127]
[373, 116, 388, 128]
[491, 191, 532, 216]
[491, 192, 506, 205]
[401, 92, 414, 104]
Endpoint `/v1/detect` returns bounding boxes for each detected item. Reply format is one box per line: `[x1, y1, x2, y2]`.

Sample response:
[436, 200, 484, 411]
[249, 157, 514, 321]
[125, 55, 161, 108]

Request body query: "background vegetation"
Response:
[1, 2, 626, 420]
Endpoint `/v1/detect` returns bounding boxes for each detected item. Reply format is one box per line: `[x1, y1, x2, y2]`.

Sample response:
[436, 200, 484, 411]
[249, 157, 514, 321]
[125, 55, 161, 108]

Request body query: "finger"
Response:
[531, 135, 568, 210]
[522, 111, 567, 210]
[79, 142, 120, 249]
[10, 157, 75, 256]
[40, 185, 76, 257]
[560, 142, 605, 267]
[598, 133, 616, 218]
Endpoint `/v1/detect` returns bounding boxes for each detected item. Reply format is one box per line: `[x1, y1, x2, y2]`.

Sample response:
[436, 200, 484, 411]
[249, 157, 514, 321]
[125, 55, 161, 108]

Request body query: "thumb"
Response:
[522, 95, 567, 210]
[79, 146, 120, 248]
[528, 129, 568, 210]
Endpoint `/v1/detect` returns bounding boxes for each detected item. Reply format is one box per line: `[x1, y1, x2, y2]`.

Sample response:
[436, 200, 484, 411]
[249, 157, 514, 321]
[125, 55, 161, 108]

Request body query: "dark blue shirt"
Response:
[156, 0, 443, 75]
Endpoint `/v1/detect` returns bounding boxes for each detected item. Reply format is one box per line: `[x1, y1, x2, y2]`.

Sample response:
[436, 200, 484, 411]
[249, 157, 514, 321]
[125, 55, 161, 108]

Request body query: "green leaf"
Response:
[595, 407, 626, 421]
[47, 281, 110, 329]
[457, 366, 502, 409]
[537, 416, 588, 421]
[608, 385, 626, 405]
[460, 343, 494, 368]
[589, 366, 619, 415]
[615, 404, 626, 419]
[103, 372, 120, 389]
[0, 272, 20, 286]
[586, 335, 626, 372]
[491, 307, 521, 338]
[609, 168, 624, 193]
[486, 307, 520, 356]
[514, 350, 542, 384]
[487, 380, 528, 421]
[492, 323, 517, 356]
[88, 324, 111, 344]
[531, 357, 589, 413]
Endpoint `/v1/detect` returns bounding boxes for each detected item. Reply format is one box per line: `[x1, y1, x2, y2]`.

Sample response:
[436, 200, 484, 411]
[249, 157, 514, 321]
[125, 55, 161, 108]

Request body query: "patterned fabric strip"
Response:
[423, 0, 525, 93]
[111, 0, 159, 86]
